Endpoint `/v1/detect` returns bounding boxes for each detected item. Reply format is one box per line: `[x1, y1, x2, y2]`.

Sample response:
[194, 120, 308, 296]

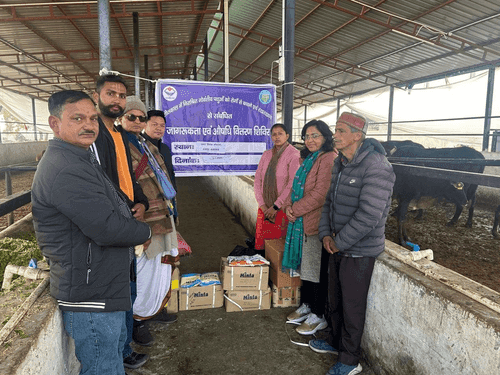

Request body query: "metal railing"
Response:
[0, 163, 37, 226]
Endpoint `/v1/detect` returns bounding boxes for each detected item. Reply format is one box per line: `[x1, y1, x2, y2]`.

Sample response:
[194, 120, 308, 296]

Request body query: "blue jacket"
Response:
[32, 139, 151, 312]
[318, 138, 395, 257]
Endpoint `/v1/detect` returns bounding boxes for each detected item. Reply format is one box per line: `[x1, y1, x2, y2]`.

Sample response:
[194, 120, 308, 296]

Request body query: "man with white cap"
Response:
[312, 112, 395, 375]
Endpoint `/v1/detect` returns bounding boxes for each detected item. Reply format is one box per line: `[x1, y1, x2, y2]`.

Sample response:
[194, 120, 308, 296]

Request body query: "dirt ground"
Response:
[384, 201, 500, 293]
[2, 171, 500, 374]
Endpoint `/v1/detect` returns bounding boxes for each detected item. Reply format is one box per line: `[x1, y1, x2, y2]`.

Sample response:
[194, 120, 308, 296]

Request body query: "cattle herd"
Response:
[381, 140, 500, 247]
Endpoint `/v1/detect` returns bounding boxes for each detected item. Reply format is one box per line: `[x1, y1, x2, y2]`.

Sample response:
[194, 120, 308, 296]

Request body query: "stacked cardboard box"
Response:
[220, 257, 271, 312]
[265, 239, 302, 307]
[265, 239, 302, 288]
[166, 267, 180, 313]
[178, 272, 224, 311]
[271, 284, 300, 308]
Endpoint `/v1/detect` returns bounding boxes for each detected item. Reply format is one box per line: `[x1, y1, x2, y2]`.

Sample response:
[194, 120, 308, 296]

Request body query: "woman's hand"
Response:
[259, 204, 269, 213]
[322, 235, 338, 254]
[285, 206, 296, 223]
[264, 206, 277, 221]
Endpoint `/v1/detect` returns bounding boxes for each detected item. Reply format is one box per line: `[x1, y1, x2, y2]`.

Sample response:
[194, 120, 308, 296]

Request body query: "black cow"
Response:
[493, 206, 500, 239]
[381, 140, 425, 156]
[390, 145, 485, 246]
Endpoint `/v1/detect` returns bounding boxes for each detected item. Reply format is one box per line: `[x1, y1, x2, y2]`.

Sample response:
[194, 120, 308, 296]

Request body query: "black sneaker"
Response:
[133, 321, 154, 346]
[123, 351, 149, 369]
[149, 309, 178, 324]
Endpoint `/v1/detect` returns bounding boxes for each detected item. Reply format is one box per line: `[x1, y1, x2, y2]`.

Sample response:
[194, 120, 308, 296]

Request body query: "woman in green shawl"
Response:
[282, 119, 337, 336]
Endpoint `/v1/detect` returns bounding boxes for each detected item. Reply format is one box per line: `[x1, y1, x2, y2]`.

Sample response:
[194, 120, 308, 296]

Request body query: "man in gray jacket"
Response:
[32, 90, 151, 375]
[311, 112, 395, 375]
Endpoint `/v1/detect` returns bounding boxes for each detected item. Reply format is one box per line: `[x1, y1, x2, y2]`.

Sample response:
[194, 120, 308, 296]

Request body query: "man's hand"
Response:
[131, 203, 146, 221]
[142, 238, 152, 251]
[285, 206, 296, 223]
[322, 235, 339, 254]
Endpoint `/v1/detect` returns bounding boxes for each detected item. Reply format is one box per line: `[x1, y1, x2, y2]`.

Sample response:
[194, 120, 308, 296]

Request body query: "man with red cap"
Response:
[312, 112, 395, 375]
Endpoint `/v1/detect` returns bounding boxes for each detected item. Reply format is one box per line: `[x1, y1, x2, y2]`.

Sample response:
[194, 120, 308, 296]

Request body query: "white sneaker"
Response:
[286, 303, 311, 324]
[296, 313, 328, 335]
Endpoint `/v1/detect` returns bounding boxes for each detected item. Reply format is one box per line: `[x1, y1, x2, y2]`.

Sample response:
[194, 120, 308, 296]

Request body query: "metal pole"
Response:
[223, 0, 229, 82]
[150, 76, 155, 108]
[304, 104, 307, 125]
[133, 12, 140, 97]
[31, 98, 37, 141]
[204, 37, 209, 81]
[144, 55, 149, 109]
[337, 99, 341, 120]
[388, 85, 394, 141]
[193, 66, 197, 81]
[483, 67, 495, 151]
[5, 171, 13, 226]
[97, 0, 112, 71]
[282, 0, 295, 140]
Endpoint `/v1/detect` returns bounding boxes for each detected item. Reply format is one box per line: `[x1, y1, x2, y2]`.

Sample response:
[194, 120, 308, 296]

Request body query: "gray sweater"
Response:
[32, 139, 151, 312]
[318, 138, 395, 257]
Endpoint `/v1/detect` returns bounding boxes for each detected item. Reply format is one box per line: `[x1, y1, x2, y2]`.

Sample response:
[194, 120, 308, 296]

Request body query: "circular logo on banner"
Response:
[259, 90, 272, 104]
[162, 86, 178, 101]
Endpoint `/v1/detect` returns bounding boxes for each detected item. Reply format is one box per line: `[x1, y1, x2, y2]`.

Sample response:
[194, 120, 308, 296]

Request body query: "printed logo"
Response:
[259, 90, 272, 104]
[243, 294, 258, 300]
[193, 292, 208, 298]
[349, 179, 356, 184]
[162, 85, 178, 101]
[240, 272, 255, 278]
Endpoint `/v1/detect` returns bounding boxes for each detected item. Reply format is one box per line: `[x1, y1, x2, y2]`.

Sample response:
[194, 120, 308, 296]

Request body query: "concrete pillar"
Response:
[97, 0, 112, 71]
[282, 0, 295, 140]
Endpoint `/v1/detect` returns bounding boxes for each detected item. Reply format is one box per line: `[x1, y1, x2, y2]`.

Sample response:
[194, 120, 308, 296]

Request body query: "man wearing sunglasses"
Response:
[92, 74, 150, 370]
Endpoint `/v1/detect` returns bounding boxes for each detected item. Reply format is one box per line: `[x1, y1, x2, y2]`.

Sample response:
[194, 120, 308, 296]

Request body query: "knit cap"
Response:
[123, 95, 147, 115]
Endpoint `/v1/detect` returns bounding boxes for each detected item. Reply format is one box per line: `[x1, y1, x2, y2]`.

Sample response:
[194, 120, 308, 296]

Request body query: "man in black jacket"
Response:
[91, 74, 150, 368]
[32, 90, 151, 375]
[313, 112, 395, 375]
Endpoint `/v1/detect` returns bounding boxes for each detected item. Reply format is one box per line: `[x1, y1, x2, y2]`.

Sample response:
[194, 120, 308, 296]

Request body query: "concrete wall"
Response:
[205, 174, 500, 375]
[2, 294, 79, 375]
[0, 141, 47, 167]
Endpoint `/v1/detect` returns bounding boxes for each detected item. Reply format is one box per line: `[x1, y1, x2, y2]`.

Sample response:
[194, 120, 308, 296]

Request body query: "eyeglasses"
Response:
[126, 114, 147, 123]
[302, 133, 322, 141]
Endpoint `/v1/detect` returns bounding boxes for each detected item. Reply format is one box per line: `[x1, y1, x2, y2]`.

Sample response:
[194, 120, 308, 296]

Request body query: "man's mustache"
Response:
[79, 130, 96, 136]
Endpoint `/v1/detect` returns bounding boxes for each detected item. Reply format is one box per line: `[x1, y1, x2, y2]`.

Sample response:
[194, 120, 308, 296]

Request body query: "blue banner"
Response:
[155, 80, 276, 176]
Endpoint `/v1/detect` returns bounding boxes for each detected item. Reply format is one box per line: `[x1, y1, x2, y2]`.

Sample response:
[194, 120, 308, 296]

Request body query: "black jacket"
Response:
[142, 132, 177, 192]
[32, 139, 151, 312]
[94, 118, 149, 210]
[319, 138, 395, 257]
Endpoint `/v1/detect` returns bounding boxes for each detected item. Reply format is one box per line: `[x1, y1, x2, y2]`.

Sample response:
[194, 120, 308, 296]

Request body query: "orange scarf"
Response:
[109, 129, 134, 201]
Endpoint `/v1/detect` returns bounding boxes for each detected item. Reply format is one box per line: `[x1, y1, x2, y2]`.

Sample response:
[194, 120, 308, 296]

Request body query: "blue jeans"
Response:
[123, 258, 137, 359]
[62, 310, 127, 375]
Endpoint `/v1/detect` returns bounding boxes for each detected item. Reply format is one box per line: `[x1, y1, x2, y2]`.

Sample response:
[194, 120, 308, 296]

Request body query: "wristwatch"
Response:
[273, 204, 279, 211]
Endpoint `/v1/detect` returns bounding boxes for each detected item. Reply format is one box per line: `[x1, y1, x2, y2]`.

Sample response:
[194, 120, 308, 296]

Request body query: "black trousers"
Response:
[327, 253, 375, 366]
[301, 248, 330, 316]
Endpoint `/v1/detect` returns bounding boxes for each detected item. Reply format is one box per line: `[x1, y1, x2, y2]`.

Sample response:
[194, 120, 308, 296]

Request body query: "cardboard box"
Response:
[166, 289, 179, 313]
[224, 287, 272, 312]
[271, 283, 300, 308]
[265, 239, 302, 288]
[165, 267, 181, 313]
[265, 238, 286, 270]
[171, 267, 180, 290]
[179, 284, 223, 311]
[220, 257, 269, 291]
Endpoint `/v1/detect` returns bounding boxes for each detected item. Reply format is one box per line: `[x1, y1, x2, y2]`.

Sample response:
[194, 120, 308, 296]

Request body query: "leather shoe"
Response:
[150, 309, 178, 324]
[133, 320, 154, 346]
[123, 351, 149, 369]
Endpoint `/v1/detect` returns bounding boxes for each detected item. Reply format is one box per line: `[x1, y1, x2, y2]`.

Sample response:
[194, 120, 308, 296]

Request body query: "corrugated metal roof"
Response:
[0, 0, 499, 109]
